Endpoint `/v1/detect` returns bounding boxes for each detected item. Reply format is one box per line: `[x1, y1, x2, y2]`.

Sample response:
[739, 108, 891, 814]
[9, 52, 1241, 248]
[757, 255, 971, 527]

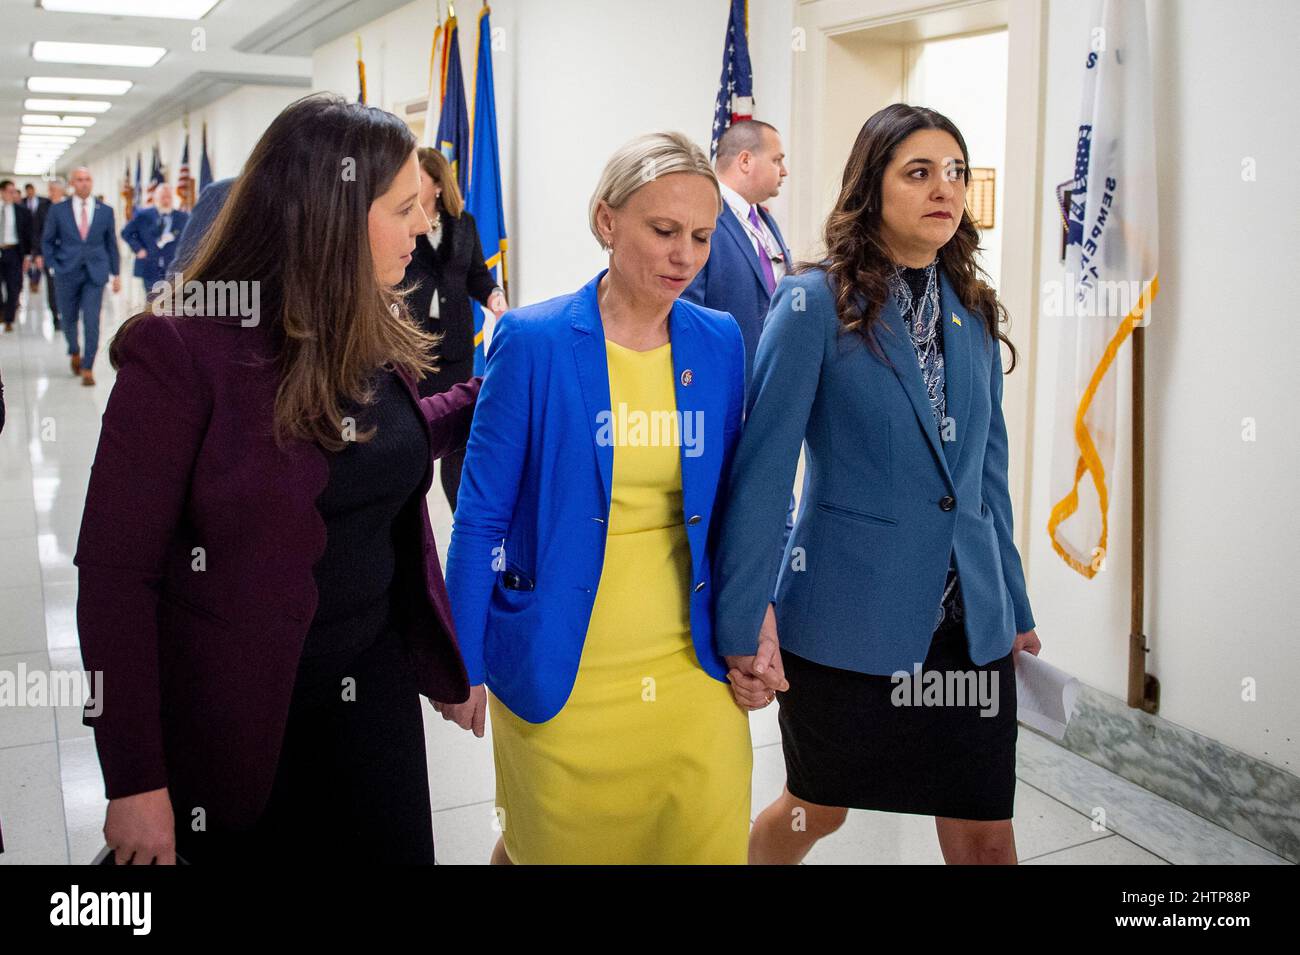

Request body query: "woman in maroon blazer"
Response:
[75, 93, 476, 864]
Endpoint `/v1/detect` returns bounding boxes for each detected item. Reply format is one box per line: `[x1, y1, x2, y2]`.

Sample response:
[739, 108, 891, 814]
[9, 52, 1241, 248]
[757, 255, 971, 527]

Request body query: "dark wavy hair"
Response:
[798, 103, 1017, 371]
[111, 92, 435, 450]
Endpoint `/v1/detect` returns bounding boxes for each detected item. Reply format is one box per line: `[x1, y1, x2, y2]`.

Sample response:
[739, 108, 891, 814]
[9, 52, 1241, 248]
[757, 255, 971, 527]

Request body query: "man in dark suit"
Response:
[41, 166, 120, 385]
[121, 185, 190, 295]
[683, 121, 795, 544]
[0, 179, 36, 334]
[23, 183, 49, 294]
[682, 120, 791, 387]
[40, 179, 66, 329]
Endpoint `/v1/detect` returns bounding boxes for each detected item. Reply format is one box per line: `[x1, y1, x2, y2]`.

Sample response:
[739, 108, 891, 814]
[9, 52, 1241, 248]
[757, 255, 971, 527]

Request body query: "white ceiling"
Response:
[1, 0, 411, 172]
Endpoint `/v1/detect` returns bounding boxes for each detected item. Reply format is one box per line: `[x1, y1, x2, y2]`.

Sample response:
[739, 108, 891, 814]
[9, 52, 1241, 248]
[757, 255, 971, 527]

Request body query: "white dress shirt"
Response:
[73, 195, 96, 237]
[0, 203, 16, 246]
[718, 180, 786, 284]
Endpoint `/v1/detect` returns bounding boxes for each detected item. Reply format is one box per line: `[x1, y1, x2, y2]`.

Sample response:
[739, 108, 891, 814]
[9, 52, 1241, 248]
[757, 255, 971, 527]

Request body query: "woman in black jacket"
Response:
[404, 147, 507, 510]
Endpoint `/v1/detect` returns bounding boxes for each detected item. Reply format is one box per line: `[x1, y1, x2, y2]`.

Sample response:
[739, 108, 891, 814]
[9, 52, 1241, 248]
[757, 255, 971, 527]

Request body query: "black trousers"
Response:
[172, 627, 436, 864]
[0, 247, 22, 327]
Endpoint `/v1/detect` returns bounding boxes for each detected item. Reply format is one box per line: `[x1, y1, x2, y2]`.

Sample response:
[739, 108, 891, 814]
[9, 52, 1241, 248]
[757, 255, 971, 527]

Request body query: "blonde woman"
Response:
[441, 132, 755, 864]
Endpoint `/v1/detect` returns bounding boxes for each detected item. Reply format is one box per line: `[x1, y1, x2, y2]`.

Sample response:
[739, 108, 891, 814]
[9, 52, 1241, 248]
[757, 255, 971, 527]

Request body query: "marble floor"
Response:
[0, 287, 1286, 865]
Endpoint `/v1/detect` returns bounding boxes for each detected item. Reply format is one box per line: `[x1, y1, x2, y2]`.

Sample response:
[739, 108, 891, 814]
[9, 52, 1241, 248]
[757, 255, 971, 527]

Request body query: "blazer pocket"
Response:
[500, 562, 535, 592]
[816, 501, 898, 527]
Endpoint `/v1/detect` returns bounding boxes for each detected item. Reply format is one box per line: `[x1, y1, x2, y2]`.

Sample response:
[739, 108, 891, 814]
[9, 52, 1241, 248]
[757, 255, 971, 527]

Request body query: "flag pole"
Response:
[1129, 324, 1158, 712]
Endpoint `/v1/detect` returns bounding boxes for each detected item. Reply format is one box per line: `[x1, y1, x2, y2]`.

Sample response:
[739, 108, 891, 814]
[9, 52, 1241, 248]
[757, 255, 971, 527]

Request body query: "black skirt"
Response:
[776, 615, 1018, 821]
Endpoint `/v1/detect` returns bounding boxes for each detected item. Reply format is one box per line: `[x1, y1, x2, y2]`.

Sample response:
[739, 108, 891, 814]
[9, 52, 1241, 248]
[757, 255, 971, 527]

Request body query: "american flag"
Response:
[710, 0, 754, 159]
[177, 132, 193, 211]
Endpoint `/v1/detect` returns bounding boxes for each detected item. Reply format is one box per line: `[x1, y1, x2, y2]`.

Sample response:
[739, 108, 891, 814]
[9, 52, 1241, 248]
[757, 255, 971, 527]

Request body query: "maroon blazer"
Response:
[75, 311, 476, 829]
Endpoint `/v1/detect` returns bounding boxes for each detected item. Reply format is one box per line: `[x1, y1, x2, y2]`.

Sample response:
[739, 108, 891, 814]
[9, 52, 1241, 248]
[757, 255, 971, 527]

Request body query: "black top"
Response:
[403, 209, 498, 372]
[302, 369, 429, 659]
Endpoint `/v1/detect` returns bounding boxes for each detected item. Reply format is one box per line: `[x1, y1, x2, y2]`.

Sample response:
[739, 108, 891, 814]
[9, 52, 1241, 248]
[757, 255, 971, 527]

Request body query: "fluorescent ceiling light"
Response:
[24, 99, 112, 113]
[21, 126, 85, 137]
[28, 77, 133, 96]
[38, 0, 220, 19]
[23, 114, 96, 126]
[32, 41, 166, 67]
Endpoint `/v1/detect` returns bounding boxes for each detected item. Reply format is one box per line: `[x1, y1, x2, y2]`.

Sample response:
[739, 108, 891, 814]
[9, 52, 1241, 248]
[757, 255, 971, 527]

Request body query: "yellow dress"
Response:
[487, 339, 752, 864]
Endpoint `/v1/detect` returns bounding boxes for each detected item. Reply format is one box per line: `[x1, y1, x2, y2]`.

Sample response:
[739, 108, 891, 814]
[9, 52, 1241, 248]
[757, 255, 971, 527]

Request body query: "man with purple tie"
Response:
[683, 120, 795, 554]
[682, 119, 790, 387]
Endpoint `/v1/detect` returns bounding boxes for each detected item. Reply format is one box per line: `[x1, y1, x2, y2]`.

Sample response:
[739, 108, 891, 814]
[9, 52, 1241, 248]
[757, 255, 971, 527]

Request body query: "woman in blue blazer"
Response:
[714, 104, 1041, 865]
[442, 132, 756, 864]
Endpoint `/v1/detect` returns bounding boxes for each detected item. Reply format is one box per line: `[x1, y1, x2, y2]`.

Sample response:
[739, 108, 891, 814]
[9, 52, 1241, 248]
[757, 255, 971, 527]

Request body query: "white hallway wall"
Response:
[312, 0, 796, 308]
[78, 83, 303, 289]
[1025, 0, 1299, 773]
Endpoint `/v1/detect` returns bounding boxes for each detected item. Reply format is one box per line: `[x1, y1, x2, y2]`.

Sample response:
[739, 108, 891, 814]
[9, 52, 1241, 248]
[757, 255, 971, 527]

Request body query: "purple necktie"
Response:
[747, 206, 777, 295]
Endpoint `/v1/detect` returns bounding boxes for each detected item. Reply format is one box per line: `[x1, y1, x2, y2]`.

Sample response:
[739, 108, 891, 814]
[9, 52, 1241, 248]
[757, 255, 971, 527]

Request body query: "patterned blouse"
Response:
[888, 260, 964, 631]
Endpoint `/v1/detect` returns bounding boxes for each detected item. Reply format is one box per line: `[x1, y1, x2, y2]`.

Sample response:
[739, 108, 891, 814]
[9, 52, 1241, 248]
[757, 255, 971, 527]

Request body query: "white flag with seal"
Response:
[1047, 0, 1160, 579]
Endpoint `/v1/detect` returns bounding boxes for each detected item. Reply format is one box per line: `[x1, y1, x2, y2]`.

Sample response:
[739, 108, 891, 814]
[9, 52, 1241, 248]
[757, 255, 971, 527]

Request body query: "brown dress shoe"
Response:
[70, 354, 81, 374]
[81, 370, 95, 387]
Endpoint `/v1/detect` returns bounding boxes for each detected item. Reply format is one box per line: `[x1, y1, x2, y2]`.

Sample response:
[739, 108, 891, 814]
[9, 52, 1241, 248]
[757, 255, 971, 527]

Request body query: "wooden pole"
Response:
[1129, 325, 1159, 712]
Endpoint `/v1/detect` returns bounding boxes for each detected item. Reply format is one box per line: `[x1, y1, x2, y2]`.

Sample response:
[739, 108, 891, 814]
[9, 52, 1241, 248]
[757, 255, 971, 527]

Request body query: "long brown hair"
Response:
[417, 147, 464, 217]
[111, 92, 436, 450]
[800, 103, 1017, 371]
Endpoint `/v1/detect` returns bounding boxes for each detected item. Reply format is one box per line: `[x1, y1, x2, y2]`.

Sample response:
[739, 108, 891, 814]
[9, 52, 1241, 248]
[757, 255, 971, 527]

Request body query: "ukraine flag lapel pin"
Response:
[951, 312, 962, 327]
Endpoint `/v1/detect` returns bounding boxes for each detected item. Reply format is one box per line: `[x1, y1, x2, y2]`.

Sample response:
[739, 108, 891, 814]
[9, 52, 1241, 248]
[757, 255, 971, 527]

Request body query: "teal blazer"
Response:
[445, 271, 746, 722]
[713, 267, 1035, 674]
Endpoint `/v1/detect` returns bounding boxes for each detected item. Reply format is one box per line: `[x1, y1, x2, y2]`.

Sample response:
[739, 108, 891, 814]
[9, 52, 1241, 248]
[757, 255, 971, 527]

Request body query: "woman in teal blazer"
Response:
[714, 104, 1042, 865]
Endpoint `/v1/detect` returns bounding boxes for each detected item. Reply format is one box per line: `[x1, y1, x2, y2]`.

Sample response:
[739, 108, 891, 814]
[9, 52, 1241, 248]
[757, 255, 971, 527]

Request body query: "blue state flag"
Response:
[436, 13, 471, 198]
[467, 5, 507, 375]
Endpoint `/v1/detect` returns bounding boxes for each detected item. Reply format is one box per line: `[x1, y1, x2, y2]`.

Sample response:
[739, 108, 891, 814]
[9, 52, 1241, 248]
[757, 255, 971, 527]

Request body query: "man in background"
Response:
[121, 184, 189, 297]
[41, 167, 120, 386]
[683, 119, 790, 387]
[0, 180, 35, 334]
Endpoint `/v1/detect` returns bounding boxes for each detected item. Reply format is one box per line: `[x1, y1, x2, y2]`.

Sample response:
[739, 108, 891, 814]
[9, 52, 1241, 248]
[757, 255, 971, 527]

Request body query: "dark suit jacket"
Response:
[75, 311, 476, 828]
[682, 204, 790, 387]
[41, 197, 120, 285]
[121, 207, 191, 286]
[403, 209, 498, 366]
[172, 177, 234, 276]
[29, 197, 52, 251]
[5, 202, 35, 258]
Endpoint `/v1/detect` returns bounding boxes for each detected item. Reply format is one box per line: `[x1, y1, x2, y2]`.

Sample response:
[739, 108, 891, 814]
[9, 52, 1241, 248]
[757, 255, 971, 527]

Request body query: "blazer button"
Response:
[693, 581, 706, 593]
[687, 514, 701, 525]
[939, 495, 956, 512]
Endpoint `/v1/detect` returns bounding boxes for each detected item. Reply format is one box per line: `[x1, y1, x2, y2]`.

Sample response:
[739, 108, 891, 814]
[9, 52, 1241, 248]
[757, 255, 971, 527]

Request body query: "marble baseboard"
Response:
[1054, 685, 1300, 863]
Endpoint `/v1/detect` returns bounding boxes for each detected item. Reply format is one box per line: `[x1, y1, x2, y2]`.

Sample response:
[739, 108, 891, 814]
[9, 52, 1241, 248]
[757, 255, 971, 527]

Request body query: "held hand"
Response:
[111, 276, 121, 294]
[103, 787, 176, 865]
[33, 255, 42, 270]
[433, 683, 487, 737]
[724, 605, 789, 711]
[1012, 629, 1041, 656]
[487, 290, 507, 318]
[135, 249, 148, 260]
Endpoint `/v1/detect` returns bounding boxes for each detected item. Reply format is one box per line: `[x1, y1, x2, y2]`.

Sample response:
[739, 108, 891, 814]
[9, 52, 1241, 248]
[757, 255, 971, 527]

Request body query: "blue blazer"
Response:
[121, 207, 190, 286]
[713, 267, 1035, 675]
[682, 204, 790, 385]
[445, 270, 746, 723]
[41, 197, 120, 286]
